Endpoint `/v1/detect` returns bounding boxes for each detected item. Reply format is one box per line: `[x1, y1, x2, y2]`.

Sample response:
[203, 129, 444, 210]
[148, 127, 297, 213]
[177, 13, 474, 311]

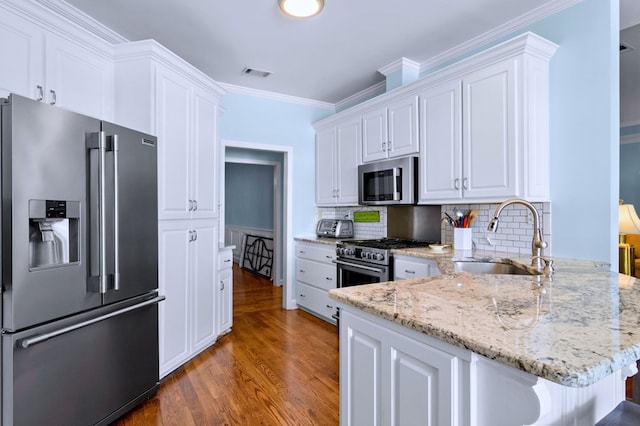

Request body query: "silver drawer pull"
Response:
[405, 269, 416, 274]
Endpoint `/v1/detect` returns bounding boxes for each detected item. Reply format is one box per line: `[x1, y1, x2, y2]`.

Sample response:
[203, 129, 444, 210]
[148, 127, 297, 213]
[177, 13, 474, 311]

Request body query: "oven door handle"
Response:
[334, 259, 385, 274]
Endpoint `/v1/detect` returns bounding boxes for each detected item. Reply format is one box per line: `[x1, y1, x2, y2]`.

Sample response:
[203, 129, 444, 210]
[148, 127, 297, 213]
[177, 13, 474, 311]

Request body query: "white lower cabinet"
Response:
[393, 255, 440, 280]
[158, 219, 217, 378]
[295, 241, 337, 323]
[339, 306, 627, 425]
[340, 308, 460, 425]
[217, 247, 233, 336]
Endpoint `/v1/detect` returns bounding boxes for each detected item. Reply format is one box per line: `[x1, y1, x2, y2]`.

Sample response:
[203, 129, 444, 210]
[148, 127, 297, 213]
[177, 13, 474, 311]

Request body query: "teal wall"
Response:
[529, 0, 619, 263]
[225, 162, 274, 229]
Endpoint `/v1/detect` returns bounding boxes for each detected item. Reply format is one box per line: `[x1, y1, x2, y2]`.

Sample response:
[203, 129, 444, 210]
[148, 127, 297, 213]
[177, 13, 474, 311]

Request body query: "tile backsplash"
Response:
[317, 202, 552, 256]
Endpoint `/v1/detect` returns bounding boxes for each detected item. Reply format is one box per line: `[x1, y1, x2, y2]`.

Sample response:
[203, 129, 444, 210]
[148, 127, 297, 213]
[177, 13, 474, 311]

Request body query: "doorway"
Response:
[221, 140, 295, 310]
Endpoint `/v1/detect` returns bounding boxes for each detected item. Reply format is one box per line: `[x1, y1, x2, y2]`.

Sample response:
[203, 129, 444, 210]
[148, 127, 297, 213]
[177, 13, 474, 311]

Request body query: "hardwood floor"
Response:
[113, 264, 339, 425]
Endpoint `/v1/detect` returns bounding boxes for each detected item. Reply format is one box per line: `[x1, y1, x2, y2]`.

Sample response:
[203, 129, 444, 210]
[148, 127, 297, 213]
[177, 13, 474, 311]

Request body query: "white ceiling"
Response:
[61, 0, 639, 104]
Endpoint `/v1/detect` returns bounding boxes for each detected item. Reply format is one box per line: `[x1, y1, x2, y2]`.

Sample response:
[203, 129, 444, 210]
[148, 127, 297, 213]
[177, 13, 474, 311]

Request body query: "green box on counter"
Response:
[353, 211, 380, 223]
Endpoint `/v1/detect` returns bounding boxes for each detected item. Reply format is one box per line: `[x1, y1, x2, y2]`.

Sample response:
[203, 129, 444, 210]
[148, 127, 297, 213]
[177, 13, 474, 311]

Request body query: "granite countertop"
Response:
[294, 236, 342, 245]
[329, 248, 640, 388]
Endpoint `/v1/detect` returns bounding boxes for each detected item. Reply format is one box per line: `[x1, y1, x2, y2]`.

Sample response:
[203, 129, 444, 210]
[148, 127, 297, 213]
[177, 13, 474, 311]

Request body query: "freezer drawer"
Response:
[2, 294, 162, 425]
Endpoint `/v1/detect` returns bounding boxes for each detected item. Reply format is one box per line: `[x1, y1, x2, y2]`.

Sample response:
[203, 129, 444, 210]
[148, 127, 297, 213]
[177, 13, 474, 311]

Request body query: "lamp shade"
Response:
[279, 0, 324, 18]
[619, 204, 640, 234]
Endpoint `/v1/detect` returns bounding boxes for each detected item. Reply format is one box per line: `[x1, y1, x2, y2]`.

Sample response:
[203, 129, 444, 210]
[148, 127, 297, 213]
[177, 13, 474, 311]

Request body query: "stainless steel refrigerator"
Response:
[0, 94, 164, 425]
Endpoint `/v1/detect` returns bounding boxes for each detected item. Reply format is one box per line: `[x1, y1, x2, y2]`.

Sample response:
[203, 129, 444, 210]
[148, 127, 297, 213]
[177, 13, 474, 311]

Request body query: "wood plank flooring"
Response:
[113, 264, 339, 425]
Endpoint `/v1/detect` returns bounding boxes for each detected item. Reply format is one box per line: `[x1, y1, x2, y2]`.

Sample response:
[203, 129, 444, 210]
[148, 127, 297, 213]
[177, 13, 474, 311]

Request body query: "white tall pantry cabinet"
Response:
[112, 41, 227, 378]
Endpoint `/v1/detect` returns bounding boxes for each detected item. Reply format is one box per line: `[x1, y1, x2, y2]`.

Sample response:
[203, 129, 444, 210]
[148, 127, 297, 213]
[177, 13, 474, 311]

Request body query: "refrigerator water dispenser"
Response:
[28, 200, 80, 268]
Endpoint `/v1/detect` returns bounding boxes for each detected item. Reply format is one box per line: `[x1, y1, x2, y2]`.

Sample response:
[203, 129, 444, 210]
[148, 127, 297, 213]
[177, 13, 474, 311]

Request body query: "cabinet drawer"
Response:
[296, 242, 336, 264]
[296, 282, 336, 323]
[394, 257, 439, 280]
[217, 249, 233, 270]
[296, 258, 336, 291]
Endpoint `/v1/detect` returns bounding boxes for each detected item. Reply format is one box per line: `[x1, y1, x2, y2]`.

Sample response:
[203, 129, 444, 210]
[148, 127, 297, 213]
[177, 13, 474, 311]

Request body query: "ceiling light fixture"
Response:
[278, 0, 324, 18]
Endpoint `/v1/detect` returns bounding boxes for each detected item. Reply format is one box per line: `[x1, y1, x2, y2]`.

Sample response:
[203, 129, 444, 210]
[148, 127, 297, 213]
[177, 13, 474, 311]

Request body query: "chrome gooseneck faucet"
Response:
[487, 198, 548, 271]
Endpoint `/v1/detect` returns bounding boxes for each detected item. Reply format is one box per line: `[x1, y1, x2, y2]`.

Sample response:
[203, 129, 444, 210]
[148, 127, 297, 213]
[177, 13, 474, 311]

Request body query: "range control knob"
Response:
[336, 248, 342, 256]
[375, 253, 385, 261]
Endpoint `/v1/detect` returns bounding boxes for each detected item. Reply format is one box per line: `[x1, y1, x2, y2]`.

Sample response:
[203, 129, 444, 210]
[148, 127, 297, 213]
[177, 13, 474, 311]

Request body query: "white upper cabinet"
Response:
[155, 66, 193, 220]
[0, 3, 113, 119]
[462, 60, 516, 200]
[362, 95, 419, 163]
[44, 32, 113, 119]
[0, 7, 44, 100]
[418, 80, 463, 201]
[418, 33, 557, 204]
[191, 87, 219, 219]
[113, 41, 224, 220]
[315, 114, 361, 206]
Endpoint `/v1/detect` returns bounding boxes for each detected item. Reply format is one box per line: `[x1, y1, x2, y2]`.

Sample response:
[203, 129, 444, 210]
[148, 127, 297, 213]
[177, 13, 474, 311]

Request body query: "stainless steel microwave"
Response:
[358, 156, 418, 205]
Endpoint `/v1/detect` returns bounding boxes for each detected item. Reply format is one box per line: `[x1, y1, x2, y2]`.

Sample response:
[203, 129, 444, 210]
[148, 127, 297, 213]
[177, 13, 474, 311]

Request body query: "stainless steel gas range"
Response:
[335, 238, 439, 287]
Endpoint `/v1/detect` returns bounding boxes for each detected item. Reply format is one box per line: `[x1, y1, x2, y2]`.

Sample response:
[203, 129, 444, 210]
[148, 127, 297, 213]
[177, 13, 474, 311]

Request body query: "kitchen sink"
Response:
[453, 260, 541, 275]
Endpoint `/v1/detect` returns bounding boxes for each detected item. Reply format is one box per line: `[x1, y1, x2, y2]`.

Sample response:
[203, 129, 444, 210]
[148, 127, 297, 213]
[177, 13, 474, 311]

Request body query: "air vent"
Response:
[621, 42, 635, 53]
[242, 67, 272, 78]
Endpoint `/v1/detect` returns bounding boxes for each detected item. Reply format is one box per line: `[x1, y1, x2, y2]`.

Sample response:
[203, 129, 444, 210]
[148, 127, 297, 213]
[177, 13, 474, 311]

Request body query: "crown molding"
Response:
[378, 57, 421, 76]
[218, 83, 334, 110]
[335, 81, 386, 112]
[34, 0, 128, 44]
[419, 0, 581, 72]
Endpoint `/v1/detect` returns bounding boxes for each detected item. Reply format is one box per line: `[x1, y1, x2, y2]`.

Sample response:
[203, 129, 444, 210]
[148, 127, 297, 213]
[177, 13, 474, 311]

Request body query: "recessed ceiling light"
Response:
[278, 0, 324, 18]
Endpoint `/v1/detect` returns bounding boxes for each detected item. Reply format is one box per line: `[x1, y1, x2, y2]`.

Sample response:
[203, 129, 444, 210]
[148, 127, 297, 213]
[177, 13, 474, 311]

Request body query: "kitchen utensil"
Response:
[454, 208, 464, 227]
[468, 209, 478, 226]
[444, 212, 455, 227]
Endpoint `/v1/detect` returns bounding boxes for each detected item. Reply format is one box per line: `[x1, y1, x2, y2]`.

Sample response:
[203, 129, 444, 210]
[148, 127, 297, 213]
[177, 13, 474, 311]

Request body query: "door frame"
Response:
[221, 139, 295, 310]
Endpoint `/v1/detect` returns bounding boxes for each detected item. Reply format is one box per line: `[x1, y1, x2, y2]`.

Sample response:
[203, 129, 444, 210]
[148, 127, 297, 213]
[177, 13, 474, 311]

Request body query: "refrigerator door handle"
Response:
[109, 134, 120, 291]
[17, 296, 166, 349]
[87, 131, 109, 294]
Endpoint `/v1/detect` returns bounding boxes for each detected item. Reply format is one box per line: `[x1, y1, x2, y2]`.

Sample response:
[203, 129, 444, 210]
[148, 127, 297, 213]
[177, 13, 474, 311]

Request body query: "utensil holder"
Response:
[454, 228, 472, 250]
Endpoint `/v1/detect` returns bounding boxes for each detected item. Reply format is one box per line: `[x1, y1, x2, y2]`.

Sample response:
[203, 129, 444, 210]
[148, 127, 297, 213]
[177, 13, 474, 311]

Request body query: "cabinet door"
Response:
[418, 81, 463, 202]
[316, 126, 337, 205]
[156, 67, 192, 220]
[387, 96, 419, 158]
[335, 117, 361, 205]
[45, 32, 113, 119]
[0, 7, 44, 100]
[158, 221, 191, 378]
[362, 107, 388, 163]
[341, 310, 384, 426]
[218, 266, 233, 335]
[191, 86, 218, 219]
[191, 221, 217, 354]
[389, 330, 457, 426]
[463, 60, 516, 199]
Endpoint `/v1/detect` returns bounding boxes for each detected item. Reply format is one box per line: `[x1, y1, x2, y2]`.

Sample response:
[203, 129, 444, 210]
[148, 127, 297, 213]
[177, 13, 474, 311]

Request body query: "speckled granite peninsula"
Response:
[330, 248, 640, 424]
[330, 248, 638, 388]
